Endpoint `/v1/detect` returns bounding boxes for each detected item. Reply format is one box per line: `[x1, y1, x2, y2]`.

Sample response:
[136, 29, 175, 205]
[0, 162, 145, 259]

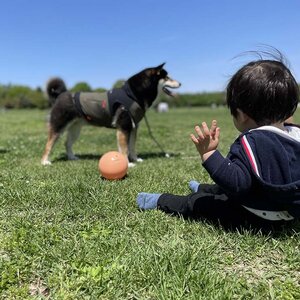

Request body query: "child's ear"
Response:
[237, 109, 249, 123]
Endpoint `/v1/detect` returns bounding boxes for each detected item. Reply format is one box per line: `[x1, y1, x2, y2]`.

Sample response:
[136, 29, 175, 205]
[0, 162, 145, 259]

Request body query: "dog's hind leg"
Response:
[41, 126, 60, 165]
[41, 92, 80, 165]
[65, 119, 83, 160]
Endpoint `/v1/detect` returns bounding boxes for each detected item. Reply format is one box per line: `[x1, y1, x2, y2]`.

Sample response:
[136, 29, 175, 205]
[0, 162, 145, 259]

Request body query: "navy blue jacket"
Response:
[203, 125, 300, 217]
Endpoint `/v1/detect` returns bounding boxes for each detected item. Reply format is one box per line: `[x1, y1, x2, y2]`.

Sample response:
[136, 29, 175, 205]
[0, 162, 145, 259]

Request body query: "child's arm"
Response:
[203, 149, 252, 193]
[190, 120, 220, 162]
[191, 120, 252, 194]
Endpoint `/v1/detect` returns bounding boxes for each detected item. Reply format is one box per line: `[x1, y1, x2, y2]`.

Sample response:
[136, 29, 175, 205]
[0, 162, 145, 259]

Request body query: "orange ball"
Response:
[99, 151, 128, 180]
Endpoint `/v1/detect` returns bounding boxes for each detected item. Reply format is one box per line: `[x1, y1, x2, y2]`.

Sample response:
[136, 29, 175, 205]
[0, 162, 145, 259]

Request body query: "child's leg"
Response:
[137, 184, 291, 231]
[189, 180, 200, 192]
[136, 184, 222, 214]
[157, 184, 238, 221]
[136, 180, 201, 210]
[136, 193, 161, 210]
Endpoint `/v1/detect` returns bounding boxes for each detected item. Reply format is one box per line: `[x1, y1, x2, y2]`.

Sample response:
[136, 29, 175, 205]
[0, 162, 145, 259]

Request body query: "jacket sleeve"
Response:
[202, 141, 253, 194]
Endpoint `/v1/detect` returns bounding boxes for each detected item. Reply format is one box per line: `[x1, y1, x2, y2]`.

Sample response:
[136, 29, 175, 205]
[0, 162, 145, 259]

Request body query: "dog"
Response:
[41, 63, 181, 166]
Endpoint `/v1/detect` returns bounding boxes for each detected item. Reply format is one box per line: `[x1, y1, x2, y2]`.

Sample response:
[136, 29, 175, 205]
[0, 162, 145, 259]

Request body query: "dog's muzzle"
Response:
[162, 77, 181, 97]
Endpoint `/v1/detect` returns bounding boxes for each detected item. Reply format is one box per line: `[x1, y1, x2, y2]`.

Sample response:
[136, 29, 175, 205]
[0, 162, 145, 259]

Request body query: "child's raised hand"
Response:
[190, 120, 220, 161]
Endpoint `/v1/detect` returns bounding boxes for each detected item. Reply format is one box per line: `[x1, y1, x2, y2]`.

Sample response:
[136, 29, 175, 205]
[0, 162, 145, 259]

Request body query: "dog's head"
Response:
[151, 63, 181, 97]
[128, 63, 181, 107]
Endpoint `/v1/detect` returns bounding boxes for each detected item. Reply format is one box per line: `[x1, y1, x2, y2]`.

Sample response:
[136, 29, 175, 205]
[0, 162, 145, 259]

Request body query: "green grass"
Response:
[0, 107, 300, 299]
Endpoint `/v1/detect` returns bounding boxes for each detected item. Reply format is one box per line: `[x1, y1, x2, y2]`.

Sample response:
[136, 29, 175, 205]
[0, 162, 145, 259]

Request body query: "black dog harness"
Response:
[73, 82, 145, 128]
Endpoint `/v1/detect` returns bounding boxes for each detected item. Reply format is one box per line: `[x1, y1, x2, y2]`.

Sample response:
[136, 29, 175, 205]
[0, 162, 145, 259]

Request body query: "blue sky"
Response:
[1, 0, 300, 93]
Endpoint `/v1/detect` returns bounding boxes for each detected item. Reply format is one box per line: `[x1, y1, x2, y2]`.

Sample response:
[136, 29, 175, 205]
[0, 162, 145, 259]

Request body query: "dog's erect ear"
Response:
[156, 63, 165, 70]
[154, 63, 166, 75]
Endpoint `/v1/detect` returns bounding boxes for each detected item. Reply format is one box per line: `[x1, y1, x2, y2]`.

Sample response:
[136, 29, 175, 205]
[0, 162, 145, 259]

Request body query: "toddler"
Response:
[137, 58, 300, 228]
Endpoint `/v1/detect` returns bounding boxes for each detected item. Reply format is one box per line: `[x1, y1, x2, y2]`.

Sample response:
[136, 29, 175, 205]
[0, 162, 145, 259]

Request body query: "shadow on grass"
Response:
[224, 220, 300, 237]
[138, 152, 180, 159]
[52, 153, 100, 163]
[0, 148, 9, 154]
[189, 216, 300, 237]
[52, 152, 180, 163]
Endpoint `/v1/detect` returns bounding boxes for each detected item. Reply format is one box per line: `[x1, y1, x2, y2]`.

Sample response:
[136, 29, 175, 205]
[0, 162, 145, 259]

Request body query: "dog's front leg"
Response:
[117, 128, 129, 158]
[128, 126, 143, 163]
[116, 128, 136, 168]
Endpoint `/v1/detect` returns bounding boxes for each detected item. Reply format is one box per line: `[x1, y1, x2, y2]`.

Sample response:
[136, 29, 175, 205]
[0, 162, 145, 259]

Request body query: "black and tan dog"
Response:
[41, 63, 181, 166]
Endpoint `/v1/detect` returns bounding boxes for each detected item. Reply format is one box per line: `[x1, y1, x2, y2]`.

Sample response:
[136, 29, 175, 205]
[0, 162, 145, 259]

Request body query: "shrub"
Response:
[0, 85, 48, 109]
[156, 91, 226, 107]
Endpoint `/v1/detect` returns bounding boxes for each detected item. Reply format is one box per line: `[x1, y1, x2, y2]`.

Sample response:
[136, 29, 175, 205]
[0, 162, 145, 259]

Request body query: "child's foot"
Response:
[189, 180, 200, 192]
[136, 193, 161, 210]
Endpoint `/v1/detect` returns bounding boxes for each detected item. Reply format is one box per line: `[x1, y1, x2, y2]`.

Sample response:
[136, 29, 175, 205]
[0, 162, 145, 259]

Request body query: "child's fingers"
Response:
[201, 122, 210, 137]
[194, 125, 204, 139]
[215, 127, 221, 139]
[190, 133, 199, 144]
[210, 120, 218, 134]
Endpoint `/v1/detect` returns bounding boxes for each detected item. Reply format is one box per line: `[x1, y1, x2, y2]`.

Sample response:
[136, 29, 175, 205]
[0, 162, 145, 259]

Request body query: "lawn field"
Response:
[0, 107, 300, 299]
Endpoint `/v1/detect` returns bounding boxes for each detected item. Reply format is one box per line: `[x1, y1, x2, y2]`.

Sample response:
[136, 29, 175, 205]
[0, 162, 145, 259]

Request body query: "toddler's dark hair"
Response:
[226, 59, 299, 125]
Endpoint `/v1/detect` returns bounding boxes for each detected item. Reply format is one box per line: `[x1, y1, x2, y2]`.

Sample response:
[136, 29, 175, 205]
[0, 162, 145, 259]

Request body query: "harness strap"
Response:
[73, 92, 85, 117]
[73, 92, 93, 121]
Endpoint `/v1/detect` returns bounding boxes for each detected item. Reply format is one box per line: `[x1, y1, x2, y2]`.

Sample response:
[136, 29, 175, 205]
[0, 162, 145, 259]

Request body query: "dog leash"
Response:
[144, 114, 170, 158]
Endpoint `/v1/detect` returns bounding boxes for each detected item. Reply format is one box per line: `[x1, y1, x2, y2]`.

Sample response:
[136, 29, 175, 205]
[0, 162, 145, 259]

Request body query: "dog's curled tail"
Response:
[46, 77, 67, 106]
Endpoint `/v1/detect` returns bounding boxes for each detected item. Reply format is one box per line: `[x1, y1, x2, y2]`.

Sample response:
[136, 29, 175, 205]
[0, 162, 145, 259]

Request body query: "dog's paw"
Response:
[128, 162, 136, 168]
[136, 157, 143, 163]
[41, 159, 52, 166]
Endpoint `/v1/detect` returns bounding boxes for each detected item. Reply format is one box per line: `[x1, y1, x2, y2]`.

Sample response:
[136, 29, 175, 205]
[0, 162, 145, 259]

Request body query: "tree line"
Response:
[1, 80, 299, 109]
[0, 81, 107, 109]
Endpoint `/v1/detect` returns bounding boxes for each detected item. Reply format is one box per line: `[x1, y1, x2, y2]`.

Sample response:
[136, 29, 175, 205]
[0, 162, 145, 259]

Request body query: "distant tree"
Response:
[0, 81, 298, 109]
[112, 80, 125, 89]
[71, 82, 92, 92]
[94, 87, 107, 93]
[155, 91, 226, 108]
[0, 85, 47, 109]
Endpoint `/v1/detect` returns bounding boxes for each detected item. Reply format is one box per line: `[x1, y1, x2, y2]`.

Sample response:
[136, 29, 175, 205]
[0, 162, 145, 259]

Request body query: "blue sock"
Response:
[136, 192, 161, 210]
[189, 180, 200, 192]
